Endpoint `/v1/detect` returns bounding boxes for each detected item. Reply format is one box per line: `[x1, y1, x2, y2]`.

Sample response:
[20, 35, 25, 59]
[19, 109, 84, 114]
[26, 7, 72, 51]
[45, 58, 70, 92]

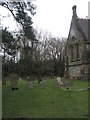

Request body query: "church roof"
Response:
[70, 5, 90, 42]
[78, 18, 88, 41]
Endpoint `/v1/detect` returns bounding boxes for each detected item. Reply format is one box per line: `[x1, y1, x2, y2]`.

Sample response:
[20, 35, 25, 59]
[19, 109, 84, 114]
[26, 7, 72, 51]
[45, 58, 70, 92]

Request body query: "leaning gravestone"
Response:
[10, 73, 18, 90]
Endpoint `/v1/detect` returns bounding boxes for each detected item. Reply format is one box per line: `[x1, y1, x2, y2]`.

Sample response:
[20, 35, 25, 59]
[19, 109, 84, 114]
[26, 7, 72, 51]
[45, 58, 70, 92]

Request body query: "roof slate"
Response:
[78, 19, 90, 42]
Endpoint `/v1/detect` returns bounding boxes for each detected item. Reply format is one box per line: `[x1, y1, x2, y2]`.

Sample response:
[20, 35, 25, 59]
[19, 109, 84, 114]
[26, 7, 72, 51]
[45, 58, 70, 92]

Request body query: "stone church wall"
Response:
[68, 64, 89, 80]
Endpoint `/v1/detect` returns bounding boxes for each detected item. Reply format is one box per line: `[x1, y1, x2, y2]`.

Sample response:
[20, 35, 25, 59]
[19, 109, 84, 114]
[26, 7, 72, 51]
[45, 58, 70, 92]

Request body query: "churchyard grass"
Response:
[2, 78, 88, 118]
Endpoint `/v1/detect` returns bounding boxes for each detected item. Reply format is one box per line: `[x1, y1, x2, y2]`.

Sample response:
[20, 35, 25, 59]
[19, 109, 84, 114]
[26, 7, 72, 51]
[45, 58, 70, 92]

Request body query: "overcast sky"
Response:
[0, 0, 89, 38]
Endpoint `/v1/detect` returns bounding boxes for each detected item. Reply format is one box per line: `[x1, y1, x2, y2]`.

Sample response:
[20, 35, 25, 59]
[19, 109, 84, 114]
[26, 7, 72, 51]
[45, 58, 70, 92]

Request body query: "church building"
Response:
[65, 5, 90, 80]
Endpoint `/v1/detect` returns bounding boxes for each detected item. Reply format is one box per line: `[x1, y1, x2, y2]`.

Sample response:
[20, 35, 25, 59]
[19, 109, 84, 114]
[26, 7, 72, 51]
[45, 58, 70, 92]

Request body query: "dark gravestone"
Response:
[64, 82, 73, 90]
[10, 79, 18, 90]
[10, 74, 18, 90]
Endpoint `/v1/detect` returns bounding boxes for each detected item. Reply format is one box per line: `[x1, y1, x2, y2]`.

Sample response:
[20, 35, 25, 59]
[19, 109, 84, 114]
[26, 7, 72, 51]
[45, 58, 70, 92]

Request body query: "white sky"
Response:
[0, 0, 89, 38]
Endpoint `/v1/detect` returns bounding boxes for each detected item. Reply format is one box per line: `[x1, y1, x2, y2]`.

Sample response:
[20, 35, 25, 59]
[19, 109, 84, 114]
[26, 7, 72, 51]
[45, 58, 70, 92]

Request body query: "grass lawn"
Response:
[2, 78, 88, 118]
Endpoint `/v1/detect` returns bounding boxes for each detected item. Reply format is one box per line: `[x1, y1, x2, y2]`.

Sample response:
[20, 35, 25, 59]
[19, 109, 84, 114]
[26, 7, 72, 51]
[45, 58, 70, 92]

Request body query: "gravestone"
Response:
[28, 81, 33, 88]
[27, 76, 33, 89]
[10, 79, 18, 90]
[56, 77, 63, 86]
[10, 74, 18, 90]
[64, 82, 73, 90]
[40, 81, 45, 88]
[19, 77, 22, 81]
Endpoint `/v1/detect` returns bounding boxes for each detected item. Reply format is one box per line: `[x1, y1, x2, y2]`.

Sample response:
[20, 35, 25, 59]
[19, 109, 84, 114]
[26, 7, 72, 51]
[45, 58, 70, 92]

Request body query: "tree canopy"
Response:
[0, 1, 66, 79]
[2, 27, 18, 58]
[0, 1, 36, 40]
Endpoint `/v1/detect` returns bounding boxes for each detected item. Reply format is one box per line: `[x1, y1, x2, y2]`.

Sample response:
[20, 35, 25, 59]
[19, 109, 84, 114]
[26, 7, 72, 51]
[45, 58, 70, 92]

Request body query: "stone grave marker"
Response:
[10, 74, 18, 90]
[19, 77, 22, 81]
[64, 82, 73, 89]
[10, 79, 18, 90]
[27, 76, 33, 89]
[28, 81, 33, 89]
[40, 81, 45, 88]
[56, 77, 63, 86]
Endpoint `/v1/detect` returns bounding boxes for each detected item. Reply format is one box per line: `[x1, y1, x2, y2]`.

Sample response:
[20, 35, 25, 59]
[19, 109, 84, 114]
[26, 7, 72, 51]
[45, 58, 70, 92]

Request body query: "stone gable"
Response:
[65, 5, 90, 80]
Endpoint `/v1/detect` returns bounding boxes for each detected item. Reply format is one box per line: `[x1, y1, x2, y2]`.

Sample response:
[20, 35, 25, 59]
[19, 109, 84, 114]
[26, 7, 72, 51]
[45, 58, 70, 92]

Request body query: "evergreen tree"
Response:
[0, 1, 37, 41]
[2, 28, 18, 59]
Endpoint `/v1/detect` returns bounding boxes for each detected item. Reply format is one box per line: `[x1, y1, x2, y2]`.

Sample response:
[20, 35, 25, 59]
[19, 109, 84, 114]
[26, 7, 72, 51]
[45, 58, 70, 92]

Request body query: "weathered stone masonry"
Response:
[65, 5, 90, 80]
